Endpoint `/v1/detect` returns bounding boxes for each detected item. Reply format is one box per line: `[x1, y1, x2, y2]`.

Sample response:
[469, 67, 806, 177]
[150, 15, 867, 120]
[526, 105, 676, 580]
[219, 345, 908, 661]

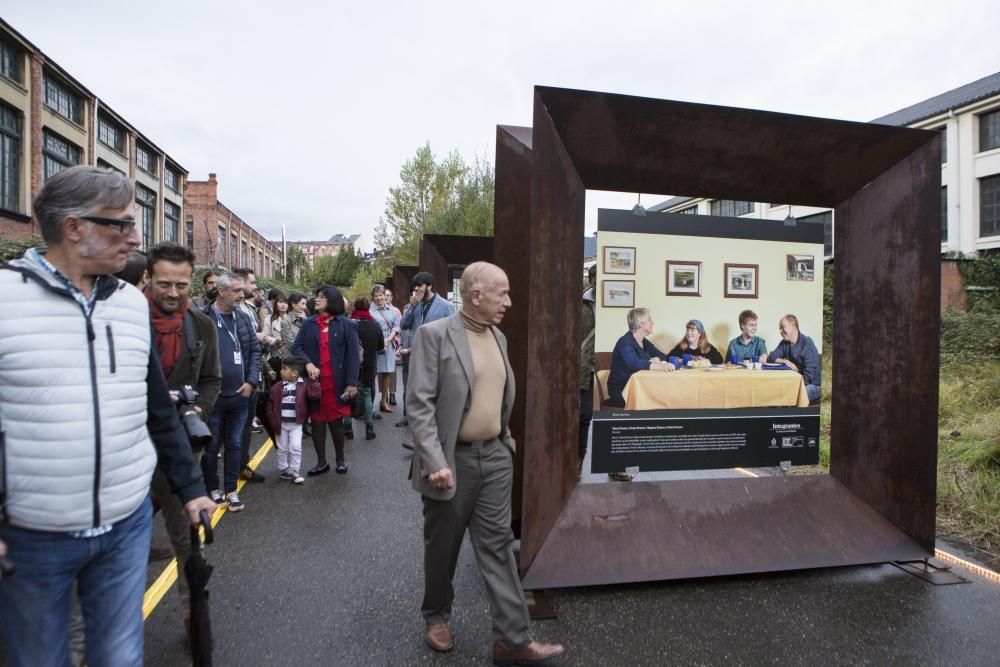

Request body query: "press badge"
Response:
[233, 349, 242, 365]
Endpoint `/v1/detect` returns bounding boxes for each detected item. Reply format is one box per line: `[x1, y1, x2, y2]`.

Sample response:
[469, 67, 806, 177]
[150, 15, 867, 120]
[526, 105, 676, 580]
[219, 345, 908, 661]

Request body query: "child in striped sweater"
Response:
[266, 357, 321, 484]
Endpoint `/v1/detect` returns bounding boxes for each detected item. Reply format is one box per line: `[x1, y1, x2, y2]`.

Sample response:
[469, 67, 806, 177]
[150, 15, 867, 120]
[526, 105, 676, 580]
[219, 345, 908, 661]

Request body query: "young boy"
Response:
[266, 357, 321, 484]
[726, 309, 768, 364]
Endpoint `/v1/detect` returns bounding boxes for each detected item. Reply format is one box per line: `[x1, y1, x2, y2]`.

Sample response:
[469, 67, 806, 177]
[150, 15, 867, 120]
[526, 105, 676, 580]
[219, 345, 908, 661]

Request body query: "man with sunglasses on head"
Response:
[0, 166, 216, 667]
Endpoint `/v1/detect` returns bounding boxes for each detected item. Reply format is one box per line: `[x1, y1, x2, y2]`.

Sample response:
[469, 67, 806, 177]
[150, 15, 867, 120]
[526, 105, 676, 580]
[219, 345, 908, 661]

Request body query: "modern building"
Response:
[0, 18, 187, 249]
[184, 174, 282, 276]
[287, 233, 363, 270]
[651, 70, 1000, 261]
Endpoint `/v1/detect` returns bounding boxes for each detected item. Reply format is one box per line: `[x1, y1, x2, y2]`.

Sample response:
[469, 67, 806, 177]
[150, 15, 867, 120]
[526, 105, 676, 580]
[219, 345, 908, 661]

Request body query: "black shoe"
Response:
[307, 463, 331, 476]
[335, 463, 348, 474]
[366, 425, 376, 440]
[388, 393, 397, 406]
[344, 428, 354, 440]
[240, 467, 265, 483]
[373, 413, 382, 420]
[395, 418, 408, 427]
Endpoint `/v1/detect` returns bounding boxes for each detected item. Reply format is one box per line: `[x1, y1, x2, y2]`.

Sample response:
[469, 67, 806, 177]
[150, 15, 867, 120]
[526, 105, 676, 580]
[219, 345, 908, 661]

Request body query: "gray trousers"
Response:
[421, 439, 531, 647]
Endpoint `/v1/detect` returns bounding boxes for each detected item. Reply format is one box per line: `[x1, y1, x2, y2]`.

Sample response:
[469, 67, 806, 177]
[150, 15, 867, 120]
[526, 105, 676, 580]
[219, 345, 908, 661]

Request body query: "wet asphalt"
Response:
[135, 401, 1000, 667]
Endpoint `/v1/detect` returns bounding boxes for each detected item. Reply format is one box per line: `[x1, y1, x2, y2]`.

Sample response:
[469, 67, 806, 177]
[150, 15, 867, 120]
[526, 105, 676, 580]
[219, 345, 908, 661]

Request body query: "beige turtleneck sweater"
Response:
[457, 311, 506, 442]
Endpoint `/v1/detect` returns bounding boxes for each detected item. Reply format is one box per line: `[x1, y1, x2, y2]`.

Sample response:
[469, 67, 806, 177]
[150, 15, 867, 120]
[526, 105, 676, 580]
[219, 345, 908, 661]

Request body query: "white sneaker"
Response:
[209, 490, 224, 504]
[226, 491, 245, 512]
[292, 473, 304, 484]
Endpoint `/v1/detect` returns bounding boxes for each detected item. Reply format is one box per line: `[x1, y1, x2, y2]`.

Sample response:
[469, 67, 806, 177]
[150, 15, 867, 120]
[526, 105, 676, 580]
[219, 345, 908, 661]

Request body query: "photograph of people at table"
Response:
[725, 309, 768, 364]
[665, 319, 724, 366]
[767, 314, 821, 402]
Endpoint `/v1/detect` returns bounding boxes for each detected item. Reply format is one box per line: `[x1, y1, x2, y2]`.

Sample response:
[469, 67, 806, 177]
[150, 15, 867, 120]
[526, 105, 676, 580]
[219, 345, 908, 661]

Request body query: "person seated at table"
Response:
[606, 308, 676, 407]
[666, 319, 724, 365]
[767, 314, 821, 402]
[726, 309, 768, 364]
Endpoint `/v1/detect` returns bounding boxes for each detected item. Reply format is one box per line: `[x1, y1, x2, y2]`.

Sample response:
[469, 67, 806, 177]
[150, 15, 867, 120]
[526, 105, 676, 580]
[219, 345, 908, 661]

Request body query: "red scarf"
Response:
[350, 310, 374, 321]
[146, 291, 189, 378]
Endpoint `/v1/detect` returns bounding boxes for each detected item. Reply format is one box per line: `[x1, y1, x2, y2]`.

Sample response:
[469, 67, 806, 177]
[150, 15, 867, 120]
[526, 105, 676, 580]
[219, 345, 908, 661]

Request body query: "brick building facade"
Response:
[185, 174, 282, 276]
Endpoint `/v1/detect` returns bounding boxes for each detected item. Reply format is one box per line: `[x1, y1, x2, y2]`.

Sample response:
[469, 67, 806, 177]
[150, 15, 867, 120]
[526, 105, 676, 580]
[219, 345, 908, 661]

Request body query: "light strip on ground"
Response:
[142, 437, 274, 620]
[934, 548, 1000, 584]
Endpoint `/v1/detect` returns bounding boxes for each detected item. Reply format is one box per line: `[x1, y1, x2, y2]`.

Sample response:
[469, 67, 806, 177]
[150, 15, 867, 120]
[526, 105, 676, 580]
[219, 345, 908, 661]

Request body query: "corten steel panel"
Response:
[493, 125, 533, 530]
[831, 138, 942, 551]
[520, 476, 929, 590]
[504, 85, 940, 588]
[419, 234, 495, 298]
[535, 86, 934, 207]
[517, 92, 587, 574]
[391, 265, 418, 310]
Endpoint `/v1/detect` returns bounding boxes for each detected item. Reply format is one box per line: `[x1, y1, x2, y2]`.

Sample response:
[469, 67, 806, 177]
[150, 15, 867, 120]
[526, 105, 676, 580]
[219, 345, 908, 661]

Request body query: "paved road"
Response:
[138, 412, 1000, 666]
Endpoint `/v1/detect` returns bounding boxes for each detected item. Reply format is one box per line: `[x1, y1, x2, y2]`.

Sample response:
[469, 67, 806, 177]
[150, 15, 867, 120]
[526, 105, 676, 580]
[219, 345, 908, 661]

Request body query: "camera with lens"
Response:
[170, 385, 213, 449]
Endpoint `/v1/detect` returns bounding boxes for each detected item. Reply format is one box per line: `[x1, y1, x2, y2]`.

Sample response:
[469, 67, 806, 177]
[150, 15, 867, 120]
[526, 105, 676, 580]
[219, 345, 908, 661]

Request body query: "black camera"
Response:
[171, 385, 213, 449]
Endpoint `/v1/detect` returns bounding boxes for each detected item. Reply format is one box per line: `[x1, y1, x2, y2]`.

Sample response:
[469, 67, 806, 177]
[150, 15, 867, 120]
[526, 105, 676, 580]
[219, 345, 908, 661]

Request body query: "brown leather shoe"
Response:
[425, 623, 453, 652]
[491, 640, 565, 665]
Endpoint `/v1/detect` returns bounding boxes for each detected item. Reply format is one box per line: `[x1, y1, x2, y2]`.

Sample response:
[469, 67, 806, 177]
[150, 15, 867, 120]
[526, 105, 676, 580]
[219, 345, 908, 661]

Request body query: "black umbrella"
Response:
[185, 510, 215, 667]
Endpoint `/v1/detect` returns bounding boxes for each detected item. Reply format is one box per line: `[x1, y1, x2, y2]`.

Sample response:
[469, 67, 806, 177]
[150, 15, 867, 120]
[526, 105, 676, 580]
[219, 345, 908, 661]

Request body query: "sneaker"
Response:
[209, 489, 224, 504]
[292, 473, 304, 484]
[395, 418, 409, 427]
[251, 417, 263, 434]
[226, 491, 244, 512]
[279, 469, 294, 480]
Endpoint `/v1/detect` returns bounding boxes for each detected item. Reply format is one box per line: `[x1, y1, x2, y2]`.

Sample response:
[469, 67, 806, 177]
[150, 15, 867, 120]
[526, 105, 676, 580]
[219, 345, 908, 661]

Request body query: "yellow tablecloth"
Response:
[621, 367, 810, 410]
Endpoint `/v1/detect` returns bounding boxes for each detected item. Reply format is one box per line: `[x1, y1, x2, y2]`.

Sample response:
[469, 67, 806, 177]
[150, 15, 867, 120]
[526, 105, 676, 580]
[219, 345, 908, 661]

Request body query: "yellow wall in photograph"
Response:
[595, 231, 824, 356]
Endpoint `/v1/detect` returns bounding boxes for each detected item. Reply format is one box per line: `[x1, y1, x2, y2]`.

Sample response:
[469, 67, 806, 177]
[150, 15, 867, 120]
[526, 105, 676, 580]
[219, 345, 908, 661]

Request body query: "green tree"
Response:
[285, 246, 308, 282]
[310, 246, 365, 287]
[373, 143, 492, 267]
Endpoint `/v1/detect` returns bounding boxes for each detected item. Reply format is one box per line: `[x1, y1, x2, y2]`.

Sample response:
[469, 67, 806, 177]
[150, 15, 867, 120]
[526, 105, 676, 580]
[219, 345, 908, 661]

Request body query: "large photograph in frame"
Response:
[724, 263, 759, 298]
[603, 246, 636, 275]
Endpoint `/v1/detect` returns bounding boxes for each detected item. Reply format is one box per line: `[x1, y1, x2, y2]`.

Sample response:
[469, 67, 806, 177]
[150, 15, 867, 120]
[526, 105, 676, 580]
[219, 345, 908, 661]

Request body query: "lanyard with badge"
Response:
[215, 308, 242, 367]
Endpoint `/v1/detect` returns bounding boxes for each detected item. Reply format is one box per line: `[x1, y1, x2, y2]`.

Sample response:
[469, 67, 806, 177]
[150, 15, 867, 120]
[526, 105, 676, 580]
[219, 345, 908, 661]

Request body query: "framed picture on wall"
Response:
[602, 280, 635, 308]
[724, 263, 759, 298]
[666, 260, 701, 296]
[603, 246, 636, 274]
[786, 254, 815, 281]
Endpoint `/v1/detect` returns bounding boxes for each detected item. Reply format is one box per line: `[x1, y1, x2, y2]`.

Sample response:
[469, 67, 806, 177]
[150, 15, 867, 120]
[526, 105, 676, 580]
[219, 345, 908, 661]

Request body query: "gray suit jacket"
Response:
[406, 312, 516, 500]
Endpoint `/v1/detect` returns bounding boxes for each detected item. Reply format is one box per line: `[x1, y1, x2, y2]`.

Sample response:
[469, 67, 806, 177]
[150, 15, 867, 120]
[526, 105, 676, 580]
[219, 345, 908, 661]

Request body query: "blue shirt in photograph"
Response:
[607, 332, 668, 405]
[726, 335, 768, 363]
[767, 333, 821, 387]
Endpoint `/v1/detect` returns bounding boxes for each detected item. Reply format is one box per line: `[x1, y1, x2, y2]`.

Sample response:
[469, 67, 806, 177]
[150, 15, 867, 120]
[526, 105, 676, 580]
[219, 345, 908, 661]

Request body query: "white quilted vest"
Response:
[0, 263, 157, 531]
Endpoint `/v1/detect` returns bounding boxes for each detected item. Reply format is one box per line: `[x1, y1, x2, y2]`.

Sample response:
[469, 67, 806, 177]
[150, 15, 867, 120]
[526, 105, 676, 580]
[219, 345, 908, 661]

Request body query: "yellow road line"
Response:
[142, 437, 274, 620]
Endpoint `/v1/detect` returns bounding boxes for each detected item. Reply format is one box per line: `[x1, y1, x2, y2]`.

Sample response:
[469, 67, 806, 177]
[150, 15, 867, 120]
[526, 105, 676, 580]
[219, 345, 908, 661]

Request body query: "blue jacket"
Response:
[401, 294, 454, 331]
[202, 303, 261, 388]
[767, 333, 821, 386]
[292, 314, 360, 408]
[607, 332, 668, 405]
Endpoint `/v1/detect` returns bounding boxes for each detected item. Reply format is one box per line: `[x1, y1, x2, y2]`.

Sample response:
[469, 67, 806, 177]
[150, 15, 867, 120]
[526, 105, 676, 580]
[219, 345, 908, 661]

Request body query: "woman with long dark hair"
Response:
[292, 286, 360, 475]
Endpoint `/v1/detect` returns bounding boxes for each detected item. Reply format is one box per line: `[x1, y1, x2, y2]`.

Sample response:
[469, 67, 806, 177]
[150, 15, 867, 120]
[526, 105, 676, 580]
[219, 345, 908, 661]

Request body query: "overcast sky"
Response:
[6, 1, 1000, 245]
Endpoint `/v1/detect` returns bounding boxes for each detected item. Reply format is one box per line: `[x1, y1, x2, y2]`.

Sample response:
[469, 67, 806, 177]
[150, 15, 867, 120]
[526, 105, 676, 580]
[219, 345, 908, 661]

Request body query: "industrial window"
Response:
[164, 200, 180, 243]
[677, 205, 698, 215]
[980, 110, 1000, 153]
[980, 174, 1000, 238]
[42, 129, 81, 181]
[0, 37, 21, 84]
[164, 167, 179, 192]
[186, 216, 194, 251]
[136, 143, 157, 176]
[0, 102, 21, 212]
[799, 211, 834, 258]
[43, 76, 82, 124]
[709, 200, 753, 217]
[941, 186, 947, 243]
[97, 114, 124, 152]
[218, 225, 227, 264]
[136, 184, 157, 250]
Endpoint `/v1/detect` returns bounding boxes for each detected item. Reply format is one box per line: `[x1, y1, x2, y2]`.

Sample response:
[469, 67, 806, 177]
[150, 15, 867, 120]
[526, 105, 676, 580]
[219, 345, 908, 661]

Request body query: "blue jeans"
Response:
[205, 393, 249, 493]
[806, 384, 821, 402]
[0, 498, 153, 667]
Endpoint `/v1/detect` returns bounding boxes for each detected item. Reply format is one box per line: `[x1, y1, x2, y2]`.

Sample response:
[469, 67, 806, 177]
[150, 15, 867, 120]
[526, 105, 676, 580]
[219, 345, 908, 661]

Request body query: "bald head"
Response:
[460, 261, 511, 325]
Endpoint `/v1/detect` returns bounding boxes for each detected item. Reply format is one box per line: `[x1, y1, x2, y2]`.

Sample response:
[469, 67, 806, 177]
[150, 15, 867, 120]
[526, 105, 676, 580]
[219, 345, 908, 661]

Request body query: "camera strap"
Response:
[183, 310, 201, 363]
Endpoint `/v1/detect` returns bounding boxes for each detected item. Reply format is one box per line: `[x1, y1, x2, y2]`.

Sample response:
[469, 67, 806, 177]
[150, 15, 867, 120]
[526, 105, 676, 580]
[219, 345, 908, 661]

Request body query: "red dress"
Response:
[310, 314, 350, 421]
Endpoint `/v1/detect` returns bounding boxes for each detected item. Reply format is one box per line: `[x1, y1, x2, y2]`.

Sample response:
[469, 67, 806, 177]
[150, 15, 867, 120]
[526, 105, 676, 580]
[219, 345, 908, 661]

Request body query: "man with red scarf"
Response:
[145, 242, 221, 635]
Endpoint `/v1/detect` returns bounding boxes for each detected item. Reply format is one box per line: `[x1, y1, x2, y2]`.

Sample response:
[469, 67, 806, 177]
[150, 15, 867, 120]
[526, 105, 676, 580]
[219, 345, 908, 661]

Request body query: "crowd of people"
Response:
[0, 166, 567, 665]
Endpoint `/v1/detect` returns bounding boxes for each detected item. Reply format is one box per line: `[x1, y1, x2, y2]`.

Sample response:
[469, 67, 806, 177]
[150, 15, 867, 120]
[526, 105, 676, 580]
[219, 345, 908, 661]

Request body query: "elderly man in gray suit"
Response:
[406, 262, 566, 665]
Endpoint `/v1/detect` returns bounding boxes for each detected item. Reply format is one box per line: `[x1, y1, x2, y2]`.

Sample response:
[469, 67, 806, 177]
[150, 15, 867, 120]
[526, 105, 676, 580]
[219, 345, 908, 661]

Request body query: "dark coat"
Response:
[164, 306, 222, 417]
[354, 318, 384, 388]
[291, 314, 360, 409]
[201, 303, 262, 388]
